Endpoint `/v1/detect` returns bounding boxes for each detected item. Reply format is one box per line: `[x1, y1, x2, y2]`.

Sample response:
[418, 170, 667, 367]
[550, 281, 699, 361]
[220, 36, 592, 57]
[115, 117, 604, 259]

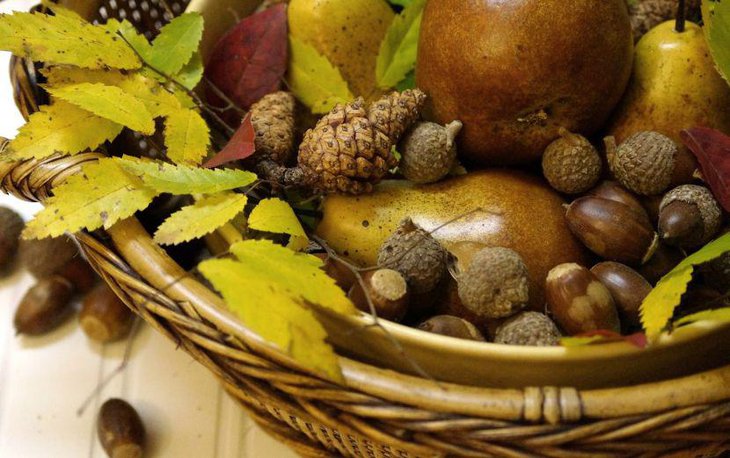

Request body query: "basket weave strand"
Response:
[2, 1, 730, 457]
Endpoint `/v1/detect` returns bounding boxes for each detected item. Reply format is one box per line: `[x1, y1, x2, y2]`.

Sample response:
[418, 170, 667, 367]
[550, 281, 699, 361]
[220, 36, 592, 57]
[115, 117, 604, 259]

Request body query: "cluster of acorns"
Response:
[0, 206, 135, 343]
[314, 126, 729, 346]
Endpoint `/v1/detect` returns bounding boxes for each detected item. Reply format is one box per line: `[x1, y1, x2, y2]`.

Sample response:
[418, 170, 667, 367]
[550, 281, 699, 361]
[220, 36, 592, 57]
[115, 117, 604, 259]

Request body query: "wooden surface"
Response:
[0, 1, 296, 456]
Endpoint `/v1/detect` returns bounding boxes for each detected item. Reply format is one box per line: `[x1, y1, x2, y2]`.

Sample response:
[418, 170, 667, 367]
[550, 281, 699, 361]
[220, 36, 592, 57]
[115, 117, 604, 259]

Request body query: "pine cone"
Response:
[249, 91, 296, 165]
[629, 0, 702, 42]
[297, 90, 426, 194]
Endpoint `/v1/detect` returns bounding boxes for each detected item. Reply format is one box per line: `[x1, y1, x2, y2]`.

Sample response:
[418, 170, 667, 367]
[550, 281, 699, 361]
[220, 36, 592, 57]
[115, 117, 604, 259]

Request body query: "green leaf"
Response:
[228, 240, 355, 316]
[389, 0, 413, 6]
[248, 198, 309, 251]
[154, 192, 247, 245]
[23, 158, 157, 239]
[288, 36, 354, 114]
[641, 233, 730, 340]
[0, 9, 140, 69]
[703, 0, 730, 83]
[175, 52, 204, 90]
[147, 12, 204, 76]
[6, 101, 123, 160]
[105, 19, 153, 60]
[164, 108, 210, 165]
[199, 245, 348, 382]
[395, 70, 416, 91]
[376, 0, 426, 89]
[674, 307, 730, 327]
[114, 156, 257, 195]
[47, 82, 156, 135]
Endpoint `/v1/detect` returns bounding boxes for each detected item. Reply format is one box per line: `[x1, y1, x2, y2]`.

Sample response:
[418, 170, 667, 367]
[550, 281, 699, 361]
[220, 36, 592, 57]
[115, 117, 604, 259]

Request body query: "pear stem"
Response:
[676, 0, 686, 33]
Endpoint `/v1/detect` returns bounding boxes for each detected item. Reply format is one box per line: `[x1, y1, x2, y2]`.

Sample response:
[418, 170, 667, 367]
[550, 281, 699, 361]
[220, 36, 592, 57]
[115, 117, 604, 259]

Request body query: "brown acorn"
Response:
[418, 315, 485, 341]
[348, 269, 410, 322]
[97, 398, 145, 458]
[542, 129, 602, 194]
[0, 206, 23, 276]
[591, 262, 652, 329]
[605, 132, 677, 196]
[80, 284, 135, 343]
[14, 276, 75, 336]
[587, 180, 649, 223]
[494, 311, 562, 346]
[658, 185, 722, 249]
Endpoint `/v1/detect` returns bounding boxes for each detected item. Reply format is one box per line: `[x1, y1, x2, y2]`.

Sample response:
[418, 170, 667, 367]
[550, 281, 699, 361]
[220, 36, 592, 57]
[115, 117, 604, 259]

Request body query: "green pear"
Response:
[608, 20, 730, 185]
[288, 0, 394, 99]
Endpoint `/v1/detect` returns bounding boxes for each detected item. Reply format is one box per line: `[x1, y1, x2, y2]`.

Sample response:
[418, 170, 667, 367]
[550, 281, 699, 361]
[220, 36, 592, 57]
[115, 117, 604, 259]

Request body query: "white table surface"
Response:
[0, 1, 298, 456]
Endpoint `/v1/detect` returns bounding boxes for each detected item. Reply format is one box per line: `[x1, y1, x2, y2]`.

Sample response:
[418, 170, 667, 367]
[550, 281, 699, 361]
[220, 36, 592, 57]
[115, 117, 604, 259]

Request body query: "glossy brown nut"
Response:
[80, 284, 135, 343]
[658, 200, 705, 249]
[97, 398, 145, 458]
[638, 243, 685, 285]
[566, 196, 659, 265]
[348, 269, 410, 322]
[546, 263, 620, 335]
[417, 315, 485, 341]
[591, 262, 651, 329]
[58, 257, 97, 294]
[14, 276, 75, 336]
[588, 180, 649, 223]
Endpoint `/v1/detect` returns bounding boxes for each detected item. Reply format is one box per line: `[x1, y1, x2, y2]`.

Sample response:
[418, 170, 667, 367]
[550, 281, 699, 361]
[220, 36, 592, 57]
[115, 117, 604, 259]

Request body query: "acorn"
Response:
[591, 262, 652, 330]
[0, 206, 24, 276]
[348, 269, 410, 322]
[493, 311, 562, 346]
[638, 242, 685, 284]
[14, 276, 75, 336]
[399, 120, 463, 184]
[377, 218, 449, 294]
[566, 196, 659, 265]
[58, 256, 97, 293]
[542, 128, 602, 194]
[97, 398, 145, 458]
[546, 263, 621, 335]
[80, 284, 135, 343]
[658, 185, 722, 249]
[418, 315, 485, 341]
[457, 247, 529, 319]
[18, 235, 78, 279]
[587, 180, 649, 223]
[605, 132, 677, 196]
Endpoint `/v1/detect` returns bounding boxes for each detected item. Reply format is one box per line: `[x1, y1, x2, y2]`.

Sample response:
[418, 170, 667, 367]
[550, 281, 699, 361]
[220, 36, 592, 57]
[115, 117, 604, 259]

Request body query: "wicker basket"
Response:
[3, 1, 730, 456]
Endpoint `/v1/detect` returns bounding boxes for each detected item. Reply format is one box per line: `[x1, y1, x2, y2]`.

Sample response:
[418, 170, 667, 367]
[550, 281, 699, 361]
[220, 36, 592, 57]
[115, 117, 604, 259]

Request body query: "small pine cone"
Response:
[297, 98, 395, 194]
[378, 218, 448, 294]
[250, 92, 296, 165]
[368, 89, 427, 144]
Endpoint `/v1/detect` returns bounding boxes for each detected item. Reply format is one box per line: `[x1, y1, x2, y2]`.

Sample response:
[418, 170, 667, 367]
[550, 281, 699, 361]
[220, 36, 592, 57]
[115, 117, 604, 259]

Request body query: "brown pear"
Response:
[416, 0, 633, 166]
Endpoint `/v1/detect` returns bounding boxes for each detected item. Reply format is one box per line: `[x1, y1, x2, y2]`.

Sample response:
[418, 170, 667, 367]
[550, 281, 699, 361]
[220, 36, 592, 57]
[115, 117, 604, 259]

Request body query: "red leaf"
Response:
[204, 113, 256, 168]
[204, 4, 288, 124]
[681, 127, 730, 212]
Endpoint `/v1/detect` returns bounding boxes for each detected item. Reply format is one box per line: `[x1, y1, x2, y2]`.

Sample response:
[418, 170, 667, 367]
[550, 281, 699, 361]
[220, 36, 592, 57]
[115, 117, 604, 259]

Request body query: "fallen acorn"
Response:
[0, 206, 23, 277]
[14, 276, 75, 336]
[80, 283, 135, 343]
[97, 398, 145, 458]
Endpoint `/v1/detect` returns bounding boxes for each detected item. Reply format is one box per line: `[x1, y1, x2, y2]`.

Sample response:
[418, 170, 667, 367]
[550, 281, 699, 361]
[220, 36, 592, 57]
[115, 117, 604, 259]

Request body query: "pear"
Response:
[608, 20, 730, 185]
[416, 0, 633, 166]
[316, 171, 588, 308]
[288, 0, 394, 99]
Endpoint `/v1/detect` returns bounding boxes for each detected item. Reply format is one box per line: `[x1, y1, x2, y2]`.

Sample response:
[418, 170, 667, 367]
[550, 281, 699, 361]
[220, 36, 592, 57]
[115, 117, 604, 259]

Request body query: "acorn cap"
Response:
[542, 128, 602, 194]
[494, 311, 561, 346]
[606, 131, 677, 196]
[377, 218, 448, 294]
[399, 120, 462, 184]
[457, 247, 529, 319]
[660, 185, 722, 246]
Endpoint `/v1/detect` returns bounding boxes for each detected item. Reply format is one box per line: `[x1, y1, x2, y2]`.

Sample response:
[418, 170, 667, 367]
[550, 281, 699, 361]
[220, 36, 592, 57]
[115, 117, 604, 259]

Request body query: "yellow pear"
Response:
[288, 0, 394, 99]
[316, 171, 588, 308]
[608, 21, 730, 185]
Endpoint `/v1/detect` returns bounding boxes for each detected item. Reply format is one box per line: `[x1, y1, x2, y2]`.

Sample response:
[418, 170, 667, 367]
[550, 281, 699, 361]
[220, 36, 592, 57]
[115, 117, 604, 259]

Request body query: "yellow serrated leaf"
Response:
[376, 0, 426, 89]
[641, 232, 730, 340]
[199, 255, 343, 382]
[43, 67, 183, 118]
[47, 83, 155, 135]
[288, 36, 354, 114]
[23, 158, 157, 239]
[229, 240, 355, 316]
[674, 307, 730, 327]
[154, 192, 247, 245]
[164, 109, 210, 165]
[104, 19, 153, 62]
[248, 198, 308, 251]
[6, 101, 123, 160]
[147, 13, 204, 75]
[114, 156, 257, 195]
[0, 10, 140, 69]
